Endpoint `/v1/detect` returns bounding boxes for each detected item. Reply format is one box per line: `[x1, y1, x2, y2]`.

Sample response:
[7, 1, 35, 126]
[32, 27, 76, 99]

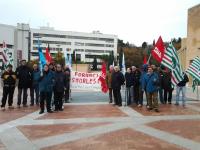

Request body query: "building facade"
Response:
[0, 23, 118, 69]
[186, 4, 200, 68]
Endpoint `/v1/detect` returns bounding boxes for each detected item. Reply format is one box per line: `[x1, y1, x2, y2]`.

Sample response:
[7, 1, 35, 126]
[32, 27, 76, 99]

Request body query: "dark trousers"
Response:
[17, 88, 28, 106]
[40, 91, 52, 112]
[113, 89, 122, 106]
[64, 87, 70, 102]
[1, 85, 15, 107]
[134, 86, 139, 104]
[108, 88, 113, 103]
[139, 86, 147, 105]
[126, 87, 133, 105]
[54, 91, 64, 110]
[164, 89, 173, 103]
[159, 88, 164, 104]
[30, 84, 39, 105]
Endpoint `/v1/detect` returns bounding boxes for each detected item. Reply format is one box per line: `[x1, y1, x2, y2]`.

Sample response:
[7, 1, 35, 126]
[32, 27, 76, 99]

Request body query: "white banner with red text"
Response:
[71, 71, 101, 91]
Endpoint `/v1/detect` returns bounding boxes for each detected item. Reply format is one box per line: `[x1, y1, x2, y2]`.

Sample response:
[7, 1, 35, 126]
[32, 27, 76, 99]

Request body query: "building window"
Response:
[75, 42, 84, 46]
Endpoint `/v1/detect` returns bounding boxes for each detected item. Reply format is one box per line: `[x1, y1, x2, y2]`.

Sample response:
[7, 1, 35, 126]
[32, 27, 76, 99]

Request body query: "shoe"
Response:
[147, 107, 153, 111]
[17, 105, 21, 108]
[168, 102, 172, 104]
[54, 109, 59, 112]
[39, 110, 44, 114]
[155, 109, 160, 112]
[175, 103, 179, 106]
[8, 106, 14, 109]
[118, 104, 122, 107]
[183, 104, 186, 107]
[30, 104, 34, 106]
[137, 104, 142, 107]
[47, 110, 53, 113]
[1, 107, 5, 111]
[146, 105, 150, 109]
[23, 104, 28, 107]
[59, 108, 64, 111]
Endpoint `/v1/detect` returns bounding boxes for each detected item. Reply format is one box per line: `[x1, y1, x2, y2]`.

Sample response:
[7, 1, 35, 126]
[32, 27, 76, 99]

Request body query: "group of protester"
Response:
[1, 60, 71, 114]
[106, 64, 189, 112]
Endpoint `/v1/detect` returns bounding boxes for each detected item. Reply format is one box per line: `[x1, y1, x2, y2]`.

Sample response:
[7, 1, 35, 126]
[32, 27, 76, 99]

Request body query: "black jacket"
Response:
[133, 69, 141, 87]
[54, 71, 67, 92]
[163, 71, 173, 90]
[16, 65, 32, 88]
[125, 72, 134, 87]
[177, 73, 189, 87]
[111, 71, 125, 90]
[1, 70, 17, 86]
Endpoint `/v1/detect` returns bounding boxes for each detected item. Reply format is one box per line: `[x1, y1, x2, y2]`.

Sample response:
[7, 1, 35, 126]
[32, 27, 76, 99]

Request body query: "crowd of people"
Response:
[1, 60, 189, 114]
[106, 64, 189, 112]
[1, 60, 71, 114]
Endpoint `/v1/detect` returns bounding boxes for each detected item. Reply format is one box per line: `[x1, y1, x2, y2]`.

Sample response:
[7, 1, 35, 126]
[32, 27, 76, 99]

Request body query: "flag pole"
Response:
[147, 54, 152, 64]
[197, 84, 199, 101]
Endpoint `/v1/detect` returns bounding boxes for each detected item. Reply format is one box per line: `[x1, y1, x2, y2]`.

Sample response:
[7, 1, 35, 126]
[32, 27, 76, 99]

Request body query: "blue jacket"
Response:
[142, 72, 159, 93]
[139, 64, 148, 87]
[39, 70, 55, 92]
[32, 69, 40, 85]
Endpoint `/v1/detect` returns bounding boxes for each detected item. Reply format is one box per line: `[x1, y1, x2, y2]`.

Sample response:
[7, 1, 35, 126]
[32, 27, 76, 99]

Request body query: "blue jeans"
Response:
[176, 86, 186, 105]
[126, 86, 133, 105]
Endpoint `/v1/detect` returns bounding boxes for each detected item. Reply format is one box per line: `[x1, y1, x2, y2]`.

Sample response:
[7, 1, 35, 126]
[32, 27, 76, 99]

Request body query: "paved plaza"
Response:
[0, 88, 200, 150]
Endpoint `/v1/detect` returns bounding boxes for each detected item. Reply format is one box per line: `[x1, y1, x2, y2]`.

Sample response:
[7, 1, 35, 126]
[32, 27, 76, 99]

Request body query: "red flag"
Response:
[45, 44, 52, 64]
[151, 36, 165, 63]
[98, 62, 108, 93]
[143, 55, 147, 64]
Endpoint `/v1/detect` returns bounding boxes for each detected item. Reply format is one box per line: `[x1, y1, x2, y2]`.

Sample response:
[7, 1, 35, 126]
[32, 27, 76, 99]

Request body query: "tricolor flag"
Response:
[0, 41, 8, 64]
[186, 56, 200, 82]
[161, 43, 184, 86]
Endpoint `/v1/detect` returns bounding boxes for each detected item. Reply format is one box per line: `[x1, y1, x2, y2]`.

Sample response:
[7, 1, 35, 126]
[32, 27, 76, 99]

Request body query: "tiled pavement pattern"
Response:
[0, 88, 200, 149]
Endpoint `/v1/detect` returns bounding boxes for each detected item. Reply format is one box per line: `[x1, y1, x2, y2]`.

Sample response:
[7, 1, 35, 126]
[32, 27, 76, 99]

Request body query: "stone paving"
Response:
[0, 89, 200, 150]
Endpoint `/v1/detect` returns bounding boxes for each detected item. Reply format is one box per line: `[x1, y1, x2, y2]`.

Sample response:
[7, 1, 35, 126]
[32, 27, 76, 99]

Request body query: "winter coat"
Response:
[163, 71, 173, 90]
[142, 72, 159, 93]
[133, 69, 141, 87]
[111, 71, 125, 90]
[177, 72, 189, 87]
[54, 71, 67, 92]
[1, 70, 17, 86]
[125, 72, 134, 87]
[32, 69, 40, 86]
[39, 70, 55, 92]
[16, 65, 32, 88]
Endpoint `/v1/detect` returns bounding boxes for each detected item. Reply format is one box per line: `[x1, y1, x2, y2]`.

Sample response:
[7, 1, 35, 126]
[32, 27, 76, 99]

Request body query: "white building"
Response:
[0, 23, 118, 69]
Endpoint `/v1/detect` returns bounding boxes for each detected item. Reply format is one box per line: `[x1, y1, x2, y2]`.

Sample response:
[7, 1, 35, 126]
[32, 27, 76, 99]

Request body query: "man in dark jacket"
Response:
[1, 64, 17, 110]
[30, 64, 40, 106]
[163, 68, 173, 104]
[54, 64, 67, 111]
[16, 60, 32, 108]
[125, 68, 134, 105]
[39, 64, 55, 114]
[111, 66, 125, 106]
[132, 66, 140, 105]
[64, 65, 71, 103]
[176, 72, 189, 107]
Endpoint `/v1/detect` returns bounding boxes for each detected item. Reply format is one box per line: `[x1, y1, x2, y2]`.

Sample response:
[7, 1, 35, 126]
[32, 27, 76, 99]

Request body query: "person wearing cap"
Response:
[16, 60, 32, 108]
[1, 64, 17, 110]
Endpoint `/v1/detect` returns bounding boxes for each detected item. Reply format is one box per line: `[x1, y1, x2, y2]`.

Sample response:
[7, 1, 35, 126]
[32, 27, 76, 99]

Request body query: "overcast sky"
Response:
[0, 0, 199, 46]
